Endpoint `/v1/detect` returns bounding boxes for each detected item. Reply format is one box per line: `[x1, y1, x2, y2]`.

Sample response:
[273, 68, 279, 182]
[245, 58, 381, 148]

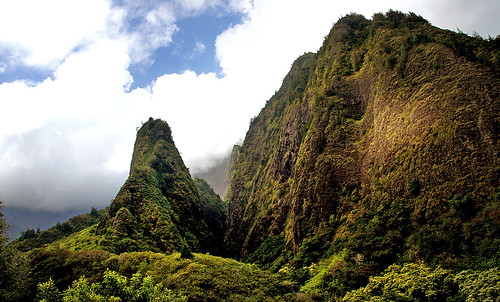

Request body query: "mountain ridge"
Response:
[1, 11, 499, 302]
[95, 117, 223, 254]
[225, 11, 499, 275]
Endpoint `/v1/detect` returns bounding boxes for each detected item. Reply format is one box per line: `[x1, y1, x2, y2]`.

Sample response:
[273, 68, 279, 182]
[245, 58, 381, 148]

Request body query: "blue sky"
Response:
[0, 0, 499, 215]
[129, 11, 242, 88]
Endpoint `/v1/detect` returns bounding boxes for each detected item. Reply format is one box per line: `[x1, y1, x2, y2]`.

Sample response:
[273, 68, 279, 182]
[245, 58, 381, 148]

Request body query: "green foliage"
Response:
[333, 198, 412, 273]
[96, 118, 215, 255]
[38, 270, 186, 302]
[343, 264, 500, 302]
[26, 248, 294, 301]
[342, 262, 458, 301]
[454, 267, 500, 302]
[0, 202, 5, 245]
[296, 249, 374, 301]
[37, 278, 61, 302]
[299, 252, 346, 299]
[246, 235, 288, 271]
[407, 178, 420, 196]
[61, 250, 291, 300]
[62, 276, 107, 302]
[149, 253, 293, 301]
[10, 207, 106, 252]
[0, 244, 31, 301]
[0, 200, 31, 302]
[179, 244, 193, 259]
[193, 177, 227, 255]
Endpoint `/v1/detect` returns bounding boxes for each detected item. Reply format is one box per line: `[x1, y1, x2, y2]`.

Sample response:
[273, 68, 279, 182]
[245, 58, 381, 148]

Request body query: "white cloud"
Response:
[122, 2, 179, 64]
[150, 71, 246, 170]
[194, 42, 207, 54]
[0, 0, 111, 68]
[415, 0, 500, 37]
[0, 32, 147, 211]
[175, 0, 219, 14]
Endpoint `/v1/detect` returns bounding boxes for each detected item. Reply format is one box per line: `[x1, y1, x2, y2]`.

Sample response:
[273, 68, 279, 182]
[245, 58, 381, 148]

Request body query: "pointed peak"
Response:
[137, 117, 173, 145]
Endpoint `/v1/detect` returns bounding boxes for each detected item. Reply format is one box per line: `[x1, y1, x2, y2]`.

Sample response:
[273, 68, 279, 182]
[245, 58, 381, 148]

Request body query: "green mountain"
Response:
[225, 11, 499, 277]
[9, 207, 106, 252]
[1, 11, 499, 302]
[96, 118, 222, 254]
[193, 176, 228, 253]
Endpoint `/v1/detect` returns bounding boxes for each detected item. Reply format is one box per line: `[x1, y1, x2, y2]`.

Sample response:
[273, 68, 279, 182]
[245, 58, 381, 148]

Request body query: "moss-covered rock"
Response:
[226, 11, 499, 280]
[96, 118, 214, 254]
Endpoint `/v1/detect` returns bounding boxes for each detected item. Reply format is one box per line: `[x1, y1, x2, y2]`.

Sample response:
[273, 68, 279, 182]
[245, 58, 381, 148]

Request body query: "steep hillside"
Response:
[225, 11, 499, 281]
[195, 152, 231, 199]
[194, 177, 227, 254]
[96, 118, 215, 254]
[9, 207, 106, 252]
[1, 11, 499, 302]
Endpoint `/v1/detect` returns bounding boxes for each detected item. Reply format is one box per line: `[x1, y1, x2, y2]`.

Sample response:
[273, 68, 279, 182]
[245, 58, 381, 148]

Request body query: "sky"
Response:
[0, 0, 499, 215]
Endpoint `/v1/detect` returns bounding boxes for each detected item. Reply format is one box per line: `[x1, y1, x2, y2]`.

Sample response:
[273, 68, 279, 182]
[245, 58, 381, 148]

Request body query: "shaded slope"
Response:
[97, 118, 213, 254]
[225, 52, 317, 257]
[194, 176, 227, 254]
[225, 11, 499, 274]
[195, 152, 231, 199]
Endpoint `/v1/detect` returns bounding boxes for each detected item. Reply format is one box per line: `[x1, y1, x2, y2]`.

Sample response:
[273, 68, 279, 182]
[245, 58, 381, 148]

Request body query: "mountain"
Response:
[1, 11, 499, 302]
[2, 207, 85, 241]
[193, 176, 228, 253]
[9, 207, 106, 252]
[96, 118, 219, 254]
[194, 151, 232, 199]
[225, 11, 499, 279]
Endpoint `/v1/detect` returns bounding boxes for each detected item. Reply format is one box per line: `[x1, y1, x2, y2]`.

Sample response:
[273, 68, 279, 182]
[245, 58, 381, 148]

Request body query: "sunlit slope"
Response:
[225, 12, 499, 274]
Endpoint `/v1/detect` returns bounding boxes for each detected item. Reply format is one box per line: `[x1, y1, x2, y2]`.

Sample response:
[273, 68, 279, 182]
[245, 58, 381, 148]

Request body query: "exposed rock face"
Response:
[225, 12, 499, 271]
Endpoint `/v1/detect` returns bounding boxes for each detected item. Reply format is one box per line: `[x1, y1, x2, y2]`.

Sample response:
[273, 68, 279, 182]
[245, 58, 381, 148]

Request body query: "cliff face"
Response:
[97, 118, 218, 254]
[225, 12, 499, 270]
[194, 177, 227, 254]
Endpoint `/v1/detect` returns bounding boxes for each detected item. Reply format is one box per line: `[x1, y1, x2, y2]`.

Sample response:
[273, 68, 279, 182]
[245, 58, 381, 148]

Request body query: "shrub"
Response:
[342, 262, 457, 301]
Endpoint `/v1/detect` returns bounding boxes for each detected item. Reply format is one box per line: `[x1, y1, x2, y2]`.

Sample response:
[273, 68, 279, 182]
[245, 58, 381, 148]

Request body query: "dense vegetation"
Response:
[29, 250, 292, 302]
[0, 11, 499, 302]
[225, 10, 499, 300]
[95, 118, 218, 254]
[194, 177, 228, 254]
[10, 208, 106, 252]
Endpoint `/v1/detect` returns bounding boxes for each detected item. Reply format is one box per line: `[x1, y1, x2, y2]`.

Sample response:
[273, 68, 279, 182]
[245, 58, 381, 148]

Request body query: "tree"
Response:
[90, 207, 100, 218]
[0, 200, 31, 301]
[0, 201, 6, 245]
[455, 268, 500, 301]
[342, 262, 458, 301]
[180, 244, 193, 259]
[37, 279, 62, 302]
[37, 270, 187, 302]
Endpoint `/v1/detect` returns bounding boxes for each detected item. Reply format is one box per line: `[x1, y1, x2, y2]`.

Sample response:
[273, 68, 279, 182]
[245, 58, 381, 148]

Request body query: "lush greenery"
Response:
[28, 249, 294, 301]
[0, 201, 31, 301]
[343, 262, 500, 302]
[10, 207, 106, 252]
[193, 177, 228, 254]
[37, 270, 186, 302]
[95, 118, 220, 254]
[0, 11, 498, 302]
[224, 9, 499, 300]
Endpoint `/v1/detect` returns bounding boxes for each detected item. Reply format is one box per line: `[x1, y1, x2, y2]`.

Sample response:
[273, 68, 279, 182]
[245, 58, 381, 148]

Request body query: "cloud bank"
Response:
[0, 0, 498, 212]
